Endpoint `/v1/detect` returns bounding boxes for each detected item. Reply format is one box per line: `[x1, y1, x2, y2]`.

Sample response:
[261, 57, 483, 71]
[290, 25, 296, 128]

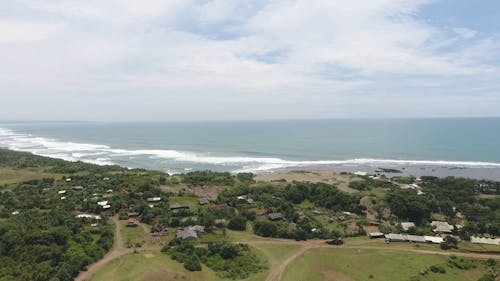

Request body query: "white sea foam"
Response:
[1, 127, 500, 173]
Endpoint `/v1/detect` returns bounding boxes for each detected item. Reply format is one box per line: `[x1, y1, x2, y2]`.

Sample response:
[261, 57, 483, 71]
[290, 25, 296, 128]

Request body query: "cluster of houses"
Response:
[75, 213, 102, 227]
[381, 233, 444, 244]
[369, 220, 499, 246]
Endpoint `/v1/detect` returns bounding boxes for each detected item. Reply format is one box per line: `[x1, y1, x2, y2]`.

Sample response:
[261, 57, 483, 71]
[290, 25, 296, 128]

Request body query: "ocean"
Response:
[1, 118, 500, 179]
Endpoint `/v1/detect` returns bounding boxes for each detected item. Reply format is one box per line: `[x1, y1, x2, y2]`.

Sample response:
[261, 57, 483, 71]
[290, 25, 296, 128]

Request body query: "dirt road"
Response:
[243, 240, 500, 281]
[75, 216, 161, 281]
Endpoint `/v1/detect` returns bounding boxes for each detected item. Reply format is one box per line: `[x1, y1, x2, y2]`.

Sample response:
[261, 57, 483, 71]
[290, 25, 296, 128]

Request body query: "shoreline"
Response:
[254, 163, 500, 181]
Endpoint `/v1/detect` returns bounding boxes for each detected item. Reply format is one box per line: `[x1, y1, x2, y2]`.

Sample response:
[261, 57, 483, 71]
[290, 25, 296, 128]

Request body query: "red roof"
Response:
[209, 204, 228, 212]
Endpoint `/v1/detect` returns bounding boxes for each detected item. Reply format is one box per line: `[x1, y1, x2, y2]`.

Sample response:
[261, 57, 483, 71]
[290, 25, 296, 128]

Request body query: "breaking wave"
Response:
[1, 127, 500, 173]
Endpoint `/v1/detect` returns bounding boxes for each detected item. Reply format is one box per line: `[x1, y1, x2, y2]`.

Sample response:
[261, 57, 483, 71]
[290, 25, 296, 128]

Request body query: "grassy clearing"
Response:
[120, 223, 147, 248]
[169, 196, 200, 211]
[89, 251, 221, 281]
[282, 248, 489, 281]
[458, 241, 500, 253]
[90, 248, 270, 281]
[0, 166, 60, 185]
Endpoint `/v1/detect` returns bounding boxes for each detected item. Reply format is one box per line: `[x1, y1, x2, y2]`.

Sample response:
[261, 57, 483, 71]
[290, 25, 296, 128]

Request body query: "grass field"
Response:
[89, 251, 221, 281]
[282, 248, 489, 281]
[0, 166, 60, 184]
[89, 249, 271, 281]
[121, 223, 147, 248]
[169, 196, 201, 211]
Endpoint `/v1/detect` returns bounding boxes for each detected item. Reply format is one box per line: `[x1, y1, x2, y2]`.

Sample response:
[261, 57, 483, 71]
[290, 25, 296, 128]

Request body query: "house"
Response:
[209, 204, 228, 213]
[470, 237, 500, 245]
[368, 232, 385, 239]
[431, 221, 454, 233]
[406, 235, 426, 243]
[126, 218, 139, 227]
[246, 198, 254, 204]
[152, 223, 168, 236]
[72, 186, 84, 190]
[400, 222, 415, 231]
[90, 223, 99, 227]
[169, 204, 190, 212]
[11, 211, 19, 215]
[191, 225, 205, 234]
[176, 225, 205, 240]
[267, 213, 284, 221]
[198, 198, 209, 205]
[424, 236, 444, 244]
[60, 196, 66, 200]
[177, 228, 198, 240]
[147, 197, 162, 202]
[102, 205, 111, 209]
[354, 171, 367, 176]
[58, 190, 67, 195]
[385, 233, 406, 242]
[237, 195, 247, 200]
[127, 212, 140, 217]
[106, 189, 113, 193]
[66, 178, 72, 182]
[76, 214, 102, 220]
[97, 200, 108, 206]
[313, 210, 322, 215]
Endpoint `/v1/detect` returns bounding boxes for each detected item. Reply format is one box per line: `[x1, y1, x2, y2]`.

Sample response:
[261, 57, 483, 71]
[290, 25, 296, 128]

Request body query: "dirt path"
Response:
[75, 216, 161, 281]
[77, 222, 499, 281]
[264, 244, 313, 281]
[242, 240, 500, 281]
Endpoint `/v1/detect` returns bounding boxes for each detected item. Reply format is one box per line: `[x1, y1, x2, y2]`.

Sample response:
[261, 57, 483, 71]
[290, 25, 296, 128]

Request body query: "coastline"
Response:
[254, 163, 500, 181]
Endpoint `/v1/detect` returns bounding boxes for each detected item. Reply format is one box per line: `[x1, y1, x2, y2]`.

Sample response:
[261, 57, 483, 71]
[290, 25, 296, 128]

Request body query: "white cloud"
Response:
[0, 0, 499, 120]
[0, 20, 63, 43]
[452, 27, 478, 39]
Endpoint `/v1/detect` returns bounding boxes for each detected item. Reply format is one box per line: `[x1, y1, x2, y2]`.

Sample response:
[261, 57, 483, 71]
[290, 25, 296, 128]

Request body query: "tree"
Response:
[253, 221, 278, 237]
[183, 255, 201, 271]
[440, 235, 458, 250]
[228, 216, 247, 231]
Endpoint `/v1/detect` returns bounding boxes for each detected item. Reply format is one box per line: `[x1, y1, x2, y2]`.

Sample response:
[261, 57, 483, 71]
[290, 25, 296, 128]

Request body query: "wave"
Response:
[1, 127, 500, 173]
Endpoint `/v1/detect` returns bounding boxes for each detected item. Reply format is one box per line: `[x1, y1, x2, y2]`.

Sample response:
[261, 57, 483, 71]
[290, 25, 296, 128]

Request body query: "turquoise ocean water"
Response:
[0, 118, 499, 176]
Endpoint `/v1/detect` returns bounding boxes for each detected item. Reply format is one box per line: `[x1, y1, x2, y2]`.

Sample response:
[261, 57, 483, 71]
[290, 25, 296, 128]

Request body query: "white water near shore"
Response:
[2, 127, 500, 176]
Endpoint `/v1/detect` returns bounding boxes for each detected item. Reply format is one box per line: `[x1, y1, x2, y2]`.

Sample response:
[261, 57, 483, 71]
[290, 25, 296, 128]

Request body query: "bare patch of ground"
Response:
[160, 184, 223, 200]
[475, 194, 498, 200]
[255, 170, 359, 193]
[314, 265, 354, 281]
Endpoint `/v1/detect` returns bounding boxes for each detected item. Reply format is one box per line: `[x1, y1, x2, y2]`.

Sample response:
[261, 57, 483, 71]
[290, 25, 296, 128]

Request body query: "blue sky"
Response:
[0, 0, 499, 121]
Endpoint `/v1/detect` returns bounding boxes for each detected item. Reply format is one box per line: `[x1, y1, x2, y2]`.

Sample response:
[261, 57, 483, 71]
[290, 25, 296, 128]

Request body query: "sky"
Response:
[1, 0, 500, 121]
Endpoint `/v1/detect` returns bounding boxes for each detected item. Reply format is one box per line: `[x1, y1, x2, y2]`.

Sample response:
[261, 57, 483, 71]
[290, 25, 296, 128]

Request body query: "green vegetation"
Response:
[282, 248, 492, 281]
[0, 209, 113, 281]
[1, 149, 499, 281]
[163, 239, 266, 279]
[89, 251, 221, 281]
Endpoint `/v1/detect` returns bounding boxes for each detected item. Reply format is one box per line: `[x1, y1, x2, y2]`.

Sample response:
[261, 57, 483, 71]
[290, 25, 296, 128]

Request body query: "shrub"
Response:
[184, 256, 201, 271]
[228, 215, 247, 231]
[429, 265, 446, 274]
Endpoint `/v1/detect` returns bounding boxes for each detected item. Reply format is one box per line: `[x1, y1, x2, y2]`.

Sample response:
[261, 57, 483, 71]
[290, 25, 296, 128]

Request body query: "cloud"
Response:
[0, 0, 499, 120]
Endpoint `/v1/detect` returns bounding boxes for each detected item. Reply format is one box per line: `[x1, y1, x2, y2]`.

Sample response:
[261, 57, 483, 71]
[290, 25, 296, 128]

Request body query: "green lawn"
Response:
[89, 249, 270, 281]
[89, 251, 221, 281]
[0, 166, 61, 185]
[121, 224, 147, 248]
[282, 248, 489, 281]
